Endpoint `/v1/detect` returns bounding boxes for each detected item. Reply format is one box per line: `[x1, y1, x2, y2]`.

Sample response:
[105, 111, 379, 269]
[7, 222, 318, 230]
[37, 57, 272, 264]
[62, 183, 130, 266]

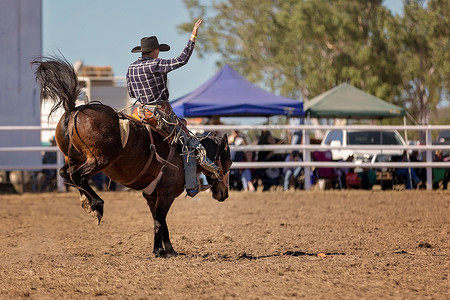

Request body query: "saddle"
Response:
[128, 107, 172, 142]
[121, 104, 220, 176]
[116, 111, 178, 195]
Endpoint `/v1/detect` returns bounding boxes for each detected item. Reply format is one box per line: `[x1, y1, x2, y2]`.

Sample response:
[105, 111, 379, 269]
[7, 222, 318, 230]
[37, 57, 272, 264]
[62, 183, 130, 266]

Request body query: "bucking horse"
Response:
[32, 56, 232, 257]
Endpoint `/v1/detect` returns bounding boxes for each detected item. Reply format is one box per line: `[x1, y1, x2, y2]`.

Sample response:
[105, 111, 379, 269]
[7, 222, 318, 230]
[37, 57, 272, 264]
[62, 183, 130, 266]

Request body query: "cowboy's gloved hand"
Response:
[187, 138, 208, 160]
[187, 137, 200, 148]
[195, 146, 207, 159]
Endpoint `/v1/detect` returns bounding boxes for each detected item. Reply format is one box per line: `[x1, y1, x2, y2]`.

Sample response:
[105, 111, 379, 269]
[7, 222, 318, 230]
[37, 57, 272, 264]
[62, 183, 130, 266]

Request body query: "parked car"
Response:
[321, 129, 407, 162]
[437, 130, 450, 144]
[435, 130, 450, 157]
[321, 129, 408, 190]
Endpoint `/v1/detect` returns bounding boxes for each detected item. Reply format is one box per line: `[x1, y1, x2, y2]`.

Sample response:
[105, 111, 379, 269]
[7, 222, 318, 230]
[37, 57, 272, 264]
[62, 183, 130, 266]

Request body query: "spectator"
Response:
[261, 167, 282, 191]
[345, 168, 361, 189]
[410, 151, 426, 189]
[283, 151, 302, 191]
[228, 130, 247, 162]
[228, 130, 247, 191]
[240, 152, 256, 192]
[254, 130, 284, 190]
[395, 151, 421, 189]
[337, 155, 354, 188]
[289, 117, 303, 145]
[432, 150, 449, 190]
[359, 168, 377, 190]
[256, 130, 277, 162]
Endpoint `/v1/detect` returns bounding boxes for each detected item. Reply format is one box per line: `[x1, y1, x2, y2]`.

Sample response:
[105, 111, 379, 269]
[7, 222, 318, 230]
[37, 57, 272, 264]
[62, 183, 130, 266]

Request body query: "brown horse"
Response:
[32, 56, 231, 257]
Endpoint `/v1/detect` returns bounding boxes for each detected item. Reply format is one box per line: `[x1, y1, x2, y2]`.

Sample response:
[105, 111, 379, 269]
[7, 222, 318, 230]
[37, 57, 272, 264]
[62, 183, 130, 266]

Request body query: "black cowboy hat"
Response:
[131, 36, 170, 53]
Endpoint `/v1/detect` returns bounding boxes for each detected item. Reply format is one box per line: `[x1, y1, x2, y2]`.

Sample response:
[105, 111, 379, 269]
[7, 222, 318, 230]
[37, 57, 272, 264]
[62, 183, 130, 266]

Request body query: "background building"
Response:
[0, 0, 42, 167]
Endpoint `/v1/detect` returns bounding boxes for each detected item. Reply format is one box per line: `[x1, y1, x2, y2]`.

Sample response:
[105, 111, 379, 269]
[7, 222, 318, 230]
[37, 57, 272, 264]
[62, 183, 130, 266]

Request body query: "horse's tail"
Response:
[32, 55, 81, 117]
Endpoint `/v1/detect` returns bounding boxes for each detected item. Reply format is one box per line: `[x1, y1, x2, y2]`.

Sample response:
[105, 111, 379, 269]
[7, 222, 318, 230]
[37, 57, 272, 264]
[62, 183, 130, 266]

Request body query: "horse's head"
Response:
[200, 134, 232, 201]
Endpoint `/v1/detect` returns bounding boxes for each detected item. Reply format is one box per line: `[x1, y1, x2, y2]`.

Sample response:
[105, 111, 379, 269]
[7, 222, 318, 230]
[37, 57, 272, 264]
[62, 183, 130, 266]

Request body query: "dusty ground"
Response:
[0, 190, 448, 299]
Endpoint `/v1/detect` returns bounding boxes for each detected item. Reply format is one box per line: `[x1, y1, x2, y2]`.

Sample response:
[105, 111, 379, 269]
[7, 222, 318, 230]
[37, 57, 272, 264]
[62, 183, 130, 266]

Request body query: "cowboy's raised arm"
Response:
[190, 19, 203, 42]
[155, 19, 203, 73]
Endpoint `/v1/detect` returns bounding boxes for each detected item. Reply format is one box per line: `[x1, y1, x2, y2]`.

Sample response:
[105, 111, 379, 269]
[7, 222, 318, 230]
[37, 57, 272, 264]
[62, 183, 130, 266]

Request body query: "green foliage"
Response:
[392, 0, 450, 125]
[179, 0, 449, 125]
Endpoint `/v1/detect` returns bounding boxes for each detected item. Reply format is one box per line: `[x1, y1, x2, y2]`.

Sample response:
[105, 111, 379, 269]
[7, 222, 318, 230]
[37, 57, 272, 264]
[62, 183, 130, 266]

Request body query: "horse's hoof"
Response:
[165, 251, 178, 258]
[154, 250, 178, 258]
[80, 195, 92, 213]
[92, 210, 103, 225]
[154, 248, 166, 258]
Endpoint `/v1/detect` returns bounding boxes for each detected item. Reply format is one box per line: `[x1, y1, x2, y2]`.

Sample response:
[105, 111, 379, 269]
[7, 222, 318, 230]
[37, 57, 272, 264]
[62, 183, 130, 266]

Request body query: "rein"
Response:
[210, 145, 230, 188]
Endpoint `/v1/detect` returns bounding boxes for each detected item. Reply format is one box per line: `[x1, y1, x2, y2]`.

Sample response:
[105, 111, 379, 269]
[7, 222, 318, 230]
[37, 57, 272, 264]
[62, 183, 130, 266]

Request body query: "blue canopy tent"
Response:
[171, 65, 303, 118]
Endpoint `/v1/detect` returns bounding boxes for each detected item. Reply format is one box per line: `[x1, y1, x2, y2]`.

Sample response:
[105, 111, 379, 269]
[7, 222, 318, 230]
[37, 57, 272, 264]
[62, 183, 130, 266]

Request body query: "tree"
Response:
[179, 0, 449, 126]
[391, 0, 449, 127]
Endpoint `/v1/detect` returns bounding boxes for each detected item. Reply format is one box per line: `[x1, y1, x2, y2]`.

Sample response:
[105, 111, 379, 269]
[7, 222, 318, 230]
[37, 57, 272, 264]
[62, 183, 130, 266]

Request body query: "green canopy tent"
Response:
[304, 83, 405, 119]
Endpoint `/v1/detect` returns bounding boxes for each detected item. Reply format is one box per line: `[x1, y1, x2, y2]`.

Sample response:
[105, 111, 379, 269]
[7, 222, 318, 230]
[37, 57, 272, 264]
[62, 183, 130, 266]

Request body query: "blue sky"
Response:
[43, 0, 403, 100]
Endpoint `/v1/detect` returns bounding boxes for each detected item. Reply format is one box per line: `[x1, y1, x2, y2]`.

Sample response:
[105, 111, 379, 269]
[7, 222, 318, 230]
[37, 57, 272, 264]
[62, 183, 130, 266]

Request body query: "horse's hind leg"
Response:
[59, 163, 92, 213]
[70, 157, 107, 224]
[143, 193, 177, 258]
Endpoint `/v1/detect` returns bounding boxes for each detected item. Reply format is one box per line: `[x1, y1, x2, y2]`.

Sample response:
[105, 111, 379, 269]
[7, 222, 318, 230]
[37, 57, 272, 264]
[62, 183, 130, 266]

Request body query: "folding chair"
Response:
[312, 151, 342, 189]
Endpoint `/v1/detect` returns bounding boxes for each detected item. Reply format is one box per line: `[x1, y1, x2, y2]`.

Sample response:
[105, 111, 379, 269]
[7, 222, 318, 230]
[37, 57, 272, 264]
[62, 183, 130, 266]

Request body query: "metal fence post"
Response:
[426, 127, 433, 190]
[57, 151, 64, 192]
[303, 128, 311, 191]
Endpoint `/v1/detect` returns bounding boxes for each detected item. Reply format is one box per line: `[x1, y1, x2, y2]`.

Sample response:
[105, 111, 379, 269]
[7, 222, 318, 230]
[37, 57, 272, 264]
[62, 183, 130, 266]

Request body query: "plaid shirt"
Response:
[126, 39, 195, 104]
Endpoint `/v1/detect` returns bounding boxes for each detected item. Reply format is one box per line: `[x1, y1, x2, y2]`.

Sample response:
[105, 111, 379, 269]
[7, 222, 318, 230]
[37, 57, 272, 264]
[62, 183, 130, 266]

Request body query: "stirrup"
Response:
[185, 184, 210, 198]
[186, 188, 199, 197]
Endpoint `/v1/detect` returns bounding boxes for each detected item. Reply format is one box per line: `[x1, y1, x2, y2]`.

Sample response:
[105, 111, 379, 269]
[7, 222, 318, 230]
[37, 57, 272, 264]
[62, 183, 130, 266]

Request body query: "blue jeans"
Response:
[283, 167, 302, 190]
[240, 169, 252, 190]
[395, 168, 420, 189]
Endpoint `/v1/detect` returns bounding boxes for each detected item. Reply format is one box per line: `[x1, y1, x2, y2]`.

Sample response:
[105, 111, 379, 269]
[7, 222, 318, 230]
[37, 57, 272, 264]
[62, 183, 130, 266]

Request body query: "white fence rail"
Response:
[0, 126, 64, 192]
[1, 124, 450, 192]
[189, 124, 450, 190]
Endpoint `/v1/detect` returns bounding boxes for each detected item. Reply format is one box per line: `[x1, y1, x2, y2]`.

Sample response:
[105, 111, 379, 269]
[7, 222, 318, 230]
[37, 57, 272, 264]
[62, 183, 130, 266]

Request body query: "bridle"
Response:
[210, 143, 230, 188]
[212, 158, 230, 188]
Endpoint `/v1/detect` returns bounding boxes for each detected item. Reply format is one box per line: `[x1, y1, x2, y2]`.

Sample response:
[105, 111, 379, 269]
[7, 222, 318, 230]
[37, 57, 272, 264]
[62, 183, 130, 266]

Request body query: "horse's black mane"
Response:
[202, 134, 230, 162]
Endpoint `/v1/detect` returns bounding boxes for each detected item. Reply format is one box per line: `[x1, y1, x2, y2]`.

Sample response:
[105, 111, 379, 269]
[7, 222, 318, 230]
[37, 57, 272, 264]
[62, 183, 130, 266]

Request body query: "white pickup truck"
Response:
[321, 129, 407, 162]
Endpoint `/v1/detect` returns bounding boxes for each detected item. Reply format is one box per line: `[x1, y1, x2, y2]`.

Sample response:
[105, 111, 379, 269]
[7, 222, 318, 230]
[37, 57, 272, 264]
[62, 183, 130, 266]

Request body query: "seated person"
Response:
[283, 151, 302, 191]
[432, 150, 450, 190]
[240, 152, 256, 192]
[254, 130, 284, 190]
[394, 151, 421, 189]
[359, 168, 377, 190]
[228, 130, 248, 191]
[337, 155, 354, 188]
[345, 168, 361, 189]
[261, 167, 282, 191]
[410, 151, 426, 189]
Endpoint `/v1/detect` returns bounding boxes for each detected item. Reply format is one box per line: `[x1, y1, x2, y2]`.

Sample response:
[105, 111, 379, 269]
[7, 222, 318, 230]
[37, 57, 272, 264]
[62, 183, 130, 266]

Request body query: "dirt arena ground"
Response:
[0, 189, 448, 299]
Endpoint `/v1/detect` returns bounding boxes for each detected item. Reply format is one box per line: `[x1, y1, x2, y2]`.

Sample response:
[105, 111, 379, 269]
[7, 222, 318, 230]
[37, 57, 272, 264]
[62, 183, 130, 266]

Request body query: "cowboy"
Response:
[126, 19, 220, 197]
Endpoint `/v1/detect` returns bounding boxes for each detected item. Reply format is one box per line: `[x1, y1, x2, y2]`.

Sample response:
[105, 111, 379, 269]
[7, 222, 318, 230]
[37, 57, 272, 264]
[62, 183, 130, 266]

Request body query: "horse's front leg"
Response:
[143, 193, 177, 258]
[160, 218, 176, 256]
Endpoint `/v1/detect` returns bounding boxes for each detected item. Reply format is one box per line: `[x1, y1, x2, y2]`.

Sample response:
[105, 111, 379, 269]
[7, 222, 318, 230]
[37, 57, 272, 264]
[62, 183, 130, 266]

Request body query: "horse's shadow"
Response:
[236, 251, 346, 260]
[154, 250, 346, 260]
